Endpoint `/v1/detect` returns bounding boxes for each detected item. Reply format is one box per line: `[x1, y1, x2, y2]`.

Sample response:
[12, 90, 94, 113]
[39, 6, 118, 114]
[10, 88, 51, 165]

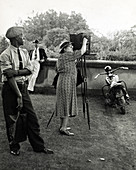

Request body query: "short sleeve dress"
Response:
[56, 50, 81, 118]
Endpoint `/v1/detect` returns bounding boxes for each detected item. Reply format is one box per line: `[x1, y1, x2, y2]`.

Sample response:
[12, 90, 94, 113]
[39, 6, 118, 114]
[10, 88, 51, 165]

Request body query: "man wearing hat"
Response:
[27, 39, 47, 92]
[0, 26, 53, 156]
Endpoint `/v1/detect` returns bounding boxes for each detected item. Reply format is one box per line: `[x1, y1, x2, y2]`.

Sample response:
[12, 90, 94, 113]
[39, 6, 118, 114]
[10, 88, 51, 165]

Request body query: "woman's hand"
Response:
[83, 37, 88, 45]
[81, 37, 88, 55]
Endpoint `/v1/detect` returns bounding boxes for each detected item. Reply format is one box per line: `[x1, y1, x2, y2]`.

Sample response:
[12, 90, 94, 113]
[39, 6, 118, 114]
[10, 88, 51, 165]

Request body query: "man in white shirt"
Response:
[0, 27, 53, 156]
[27, 40, 47, 92]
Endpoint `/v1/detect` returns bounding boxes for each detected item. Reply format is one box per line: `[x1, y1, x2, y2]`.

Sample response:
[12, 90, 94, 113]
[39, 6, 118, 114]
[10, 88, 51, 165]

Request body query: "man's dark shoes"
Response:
[42, 149, 54, 154]
[10, 150, 20, 156]
[35, 148, 54, 154]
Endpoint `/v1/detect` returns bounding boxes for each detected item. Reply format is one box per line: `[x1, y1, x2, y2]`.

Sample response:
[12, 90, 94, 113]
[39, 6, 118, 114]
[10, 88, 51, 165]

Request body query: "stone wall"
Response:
[36, 59, 136, 92]
[1, 58, 136, 95]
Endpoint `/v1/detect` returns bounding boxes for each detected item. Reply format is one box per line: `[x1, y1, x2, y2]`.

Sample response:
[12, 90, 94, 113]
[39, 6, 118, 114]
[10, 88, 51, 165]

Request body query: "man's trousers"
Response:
[1, 82, 45, 152]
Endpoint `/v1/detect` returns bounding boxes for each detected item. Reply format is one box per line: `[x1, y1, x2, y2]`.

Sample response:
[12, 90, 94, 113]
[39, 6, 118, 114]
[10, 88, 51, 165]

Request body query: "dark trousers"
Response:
[1, 82, 45, 152]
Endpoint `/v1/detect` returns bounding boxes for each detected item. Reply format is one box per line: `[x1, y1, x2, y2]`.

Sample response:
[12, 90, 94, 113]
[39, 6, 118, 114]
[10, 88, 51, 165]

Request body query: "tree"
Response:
[23, 12, 48, 41]
[22, 10, 90, 43]
[19, 9, 91, 57]
[0, 37, 9, 54]
[43, 27, 69, 48]
[67, 11, 89, 33]
[14, 9, 136, 60]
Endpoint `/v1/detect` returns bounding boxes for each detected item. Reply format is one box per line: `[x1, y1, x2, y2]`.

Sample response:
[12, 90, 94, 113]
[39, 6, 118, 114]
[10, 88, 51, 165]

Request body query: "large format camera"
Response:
[70, 33, 90, 55]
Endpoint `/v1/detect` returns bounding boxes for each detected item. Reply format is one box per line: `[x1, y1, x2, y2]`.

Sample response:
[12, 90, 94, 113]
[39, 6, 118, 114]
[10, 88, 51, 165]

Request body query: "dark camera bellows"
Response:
[70, 33, 90, 54]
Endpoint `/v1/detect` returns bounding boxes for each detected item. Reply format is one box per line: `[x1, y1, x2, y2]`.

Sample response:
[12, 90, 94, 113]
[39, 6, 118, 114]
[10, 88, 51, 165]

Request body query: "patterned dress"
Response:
[56, 50, 81, 118]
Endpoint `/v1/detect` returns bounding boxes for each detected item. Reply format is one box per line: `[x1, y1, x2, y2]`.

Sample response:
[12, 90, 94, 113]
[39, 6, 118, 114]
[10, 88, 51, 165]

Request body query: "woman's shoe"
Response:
[66, 127, 71, 130]
[59, 129, 74, 136]
[59, 126, 71, 130]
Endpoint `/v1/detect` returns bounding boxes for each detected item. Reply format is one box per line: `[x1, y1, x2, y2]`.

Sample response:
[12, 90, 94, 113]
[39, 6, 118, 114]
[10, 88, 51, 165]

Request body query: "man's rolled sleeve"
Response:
[0, 53, 12, 72]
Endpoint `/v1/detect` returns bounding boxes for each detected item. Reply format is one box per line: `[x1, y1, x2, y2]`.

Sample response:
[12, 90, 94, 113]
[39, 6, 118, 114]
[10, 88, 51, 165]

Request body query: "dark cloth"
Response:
[1, 82, 45, 152]
[14, 111, 28, 142]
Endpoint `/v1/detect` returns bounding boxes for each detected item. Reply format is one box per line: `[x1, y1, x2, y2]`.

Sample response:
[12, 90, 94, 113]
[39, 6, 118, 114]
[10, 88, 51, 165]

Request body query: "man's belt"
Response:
[4, 81, 27, 85]
[17, 81, 25, 85]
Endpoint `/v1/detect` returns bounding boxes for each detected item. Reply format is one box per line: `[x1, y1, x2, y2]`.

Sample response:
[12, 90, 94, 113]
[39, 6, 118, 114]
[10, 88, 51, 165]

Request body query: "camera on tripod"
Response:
[70, 33, 90, 55]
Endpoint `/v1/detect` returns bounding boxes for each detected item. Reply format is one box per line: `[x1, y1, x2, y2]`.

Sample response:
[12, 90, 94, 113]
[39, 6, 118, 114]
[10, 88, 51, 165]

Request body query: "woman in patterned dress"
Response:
[56, 37, 88, 136]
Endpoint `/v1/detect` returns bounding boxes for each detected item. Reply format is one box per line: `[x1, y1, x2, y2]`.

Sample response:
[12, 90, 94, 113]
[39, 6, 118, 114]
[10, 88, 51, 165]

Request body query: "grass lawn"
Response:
[0, 93, 136, 170]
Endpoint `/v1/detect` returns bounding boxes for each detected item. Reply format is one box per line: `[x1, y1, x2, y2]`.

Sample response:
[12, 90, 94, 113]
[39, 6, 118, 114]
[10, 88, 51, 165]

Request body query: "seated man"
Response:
[95, 65, 129, 100]
[104, 66, 129, 100]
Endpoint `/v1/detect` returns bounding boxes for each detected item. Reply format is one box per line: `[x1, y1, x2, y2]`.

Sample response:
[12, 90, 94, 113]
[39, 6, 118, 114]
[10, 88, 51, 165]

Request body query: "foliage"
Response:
[93, 28, 136, 61]
[23, 10, 90, 43]
[0, 9, 136, 61]
[43, 27, 69, 48]
[0, 37, 9, 54]
[18, 9, 90, 56]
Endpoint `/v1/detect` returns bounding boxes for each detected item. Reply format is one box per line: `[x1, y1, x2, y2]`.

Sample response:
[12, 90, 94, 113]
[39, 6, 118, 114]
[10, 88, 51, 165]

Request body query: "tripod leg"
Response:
[84, 79, 90, 129]
[83, 55, 90, 130]
[80, 58, 86, 118]
[46, 111, 55, 128]
[83, 99, 86, 118]
[81, 83, 85, 118]
[86, 101, 90, 130]
[80, 55, 90, 129]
